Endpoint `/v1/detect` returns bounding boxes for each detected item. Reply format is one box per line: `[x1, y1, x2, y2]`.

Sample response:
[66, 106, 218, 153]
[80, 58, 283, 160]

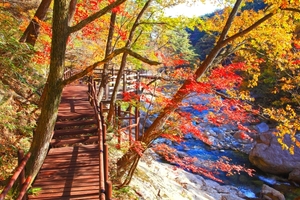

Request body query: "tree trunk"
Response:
[7, 0, 41, 10]
[116, 0, 246, 186]
[68, 0, 77, 25]
[107, 52, 128, 122]
[116, 81, 188, 186]
[97, 12, 116, 104]
[107, 0, 153, 122]
[19, 0, 52, 46]
[26, 0, 71, 181]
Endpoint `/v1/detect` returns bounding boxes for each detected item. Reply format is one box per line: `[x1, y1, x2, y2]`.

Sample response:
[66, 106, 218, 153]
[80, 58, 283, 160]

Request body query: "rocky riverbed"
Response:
[130, 149, 248, 200]
[139, 109, 300, 199]
[135, 92, 300, 199]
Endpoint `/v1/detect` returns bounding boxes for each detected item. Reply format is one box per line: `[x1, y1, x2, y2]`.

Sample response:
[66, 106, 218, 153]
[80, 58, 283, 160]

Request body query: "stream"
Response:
[170, 138, 300, 199]
[154, 104, 300, 199]
[156, 136, 300, 200]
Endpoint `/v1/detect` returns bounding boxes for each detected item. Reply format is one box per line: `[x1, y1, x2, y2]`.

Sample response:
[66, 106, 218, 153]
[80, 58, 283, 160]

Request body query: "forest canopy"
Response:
[1, 0, 300, 197]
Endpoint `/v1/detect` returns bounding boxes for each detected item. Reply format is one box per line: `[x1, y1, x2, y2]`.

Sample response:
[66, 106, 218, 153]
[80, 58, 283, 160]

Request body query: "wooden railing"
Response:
[0, 150, 31, 200]
[63, 68, 72, 80]
[93, 69, 140, 101]
[91, 69, 141, 147]
[88, 77, 112, 200]
[115, 104, 140, 147]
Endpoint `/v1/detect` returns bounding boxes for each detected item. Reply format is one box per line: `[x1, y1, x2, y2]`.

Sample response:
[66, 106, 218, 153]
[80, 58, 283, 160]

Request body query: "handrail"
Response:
[63, 68, 72, 80]
[0, 150, 31, 200]
[92, 69, 141, 147]
[88, 77, 112, 200]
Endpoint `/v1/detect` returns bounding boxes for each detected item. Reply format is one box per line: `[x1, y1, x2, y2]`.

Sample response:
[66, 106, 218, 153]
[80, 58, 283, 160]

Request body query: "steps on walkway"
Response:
[53, 127, 98, 137]
[29, 85, 102, 199]
[55, 119, 97, 128]
[51, 89, 99, 147]
[28, 145, 100, 200]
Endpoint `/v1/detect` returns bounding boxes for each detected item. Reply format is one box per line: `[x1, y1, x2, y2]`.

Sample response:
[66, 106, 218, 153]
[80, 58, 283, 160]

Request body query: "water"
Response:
[160, 137, 300, 199]
[155, 104, 300, 199]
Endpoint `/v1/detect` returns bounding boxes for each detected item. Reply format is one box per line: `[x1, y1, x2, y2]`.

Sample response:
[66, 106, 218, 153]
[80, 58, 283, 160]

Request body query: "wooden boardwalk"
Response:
[28, 85, 103, 200]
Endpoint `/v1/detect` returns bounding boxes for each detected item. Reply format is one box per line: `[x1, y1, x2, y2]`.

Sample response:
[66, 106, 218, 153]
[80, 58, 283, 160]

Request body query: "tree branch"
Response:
[126, 48, 161, 65]
[221, 12, 274, 46]
[68, 0, 126, 34]
[281, 7, 300, 13]
[218, 0, 243, 43]
[62, 48, 160, 85]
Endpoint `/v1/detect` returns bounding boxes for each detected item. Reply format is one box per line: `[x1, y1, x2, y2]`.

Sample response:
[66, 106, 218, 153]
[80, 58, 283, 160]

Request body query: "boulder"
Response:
[256, 122, 269, 133]
[261, 184, 285, 200]
[249, 131, 300, 175]
[288, 168, 300, 183]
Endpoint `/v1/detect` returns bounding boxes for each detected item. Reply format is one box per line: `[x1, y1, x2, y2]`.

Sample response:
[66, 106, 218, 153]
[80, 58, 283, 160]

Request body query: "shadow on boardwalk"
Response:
[28, 84, 103, 200]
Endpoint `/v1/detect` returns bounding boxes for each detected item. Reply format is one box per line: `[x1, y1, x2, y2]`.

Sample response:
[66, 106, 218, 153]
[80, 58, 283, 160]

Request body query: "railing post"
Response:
[104, 143, 111, 199]
[123, 73, 127, 93]
[135, 106, 139, 141]
[18, 150, 25, 187]
[135, 70, 140, 141]
[0, 152, 31, 200]
[105, 83, 109, 100]
[117, 105, 121, 148]
[17, 176, 31, 200]
[18, 150, 28, 200]
[128, 106, 132, 144]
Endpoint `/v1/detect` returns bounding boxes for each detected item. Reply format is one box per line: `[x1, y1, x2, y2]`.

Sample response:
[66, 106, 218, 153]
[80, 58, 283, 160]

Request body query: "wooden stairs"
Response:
[27, 85, 105, 200]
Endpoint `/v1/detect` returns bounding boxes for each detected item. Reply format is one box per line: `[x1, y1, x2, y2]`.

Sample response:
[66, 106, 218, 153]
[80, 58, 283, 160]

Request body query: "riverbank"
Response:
[129, 149, 248, 200]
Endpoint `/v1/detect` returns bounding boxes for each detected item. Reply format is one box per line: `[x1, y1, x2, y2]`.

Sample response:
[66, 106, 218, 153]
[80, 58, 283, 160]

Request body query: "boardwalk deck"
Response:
[28, 84, 102, 200]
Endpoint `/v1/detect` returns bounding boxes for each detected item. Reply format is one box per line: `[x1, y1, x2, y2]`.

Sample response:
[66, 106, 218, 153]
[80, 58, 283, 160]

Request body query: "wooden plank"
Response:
[41, 159, 99, 166]
[53, 127, 98, 137]
[45, 151, 99, 159]
[55, 119, 96, 128]
[35, 173, 100, 181]
[28, 188, 99, 198]
[36, 168, 99, 177]
[57, 113, 95, 120]
[50, 136, 98, 147]
[47, 145, 98, 154]
[29, 193, 100, 200]
[34, 177, 100, 186]
[28, 85, 106, 200]
[34, 185, 99, 193]
[42, 156, 99, 164]
[40, 163, 99, 170]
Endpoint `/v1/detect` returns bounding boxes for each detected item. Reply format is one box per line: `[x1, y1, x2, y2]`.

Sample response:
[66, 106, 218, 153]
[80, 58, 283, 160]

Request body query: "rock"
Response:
[288, 169, 300, 183]
[261, 184, 285, 200]
[249, 131, 300, 174]
[131, 154, 247, 200]
[233, 131, 245, 140]
[208, 128, 218, 137]
[256, 122, 269, 133]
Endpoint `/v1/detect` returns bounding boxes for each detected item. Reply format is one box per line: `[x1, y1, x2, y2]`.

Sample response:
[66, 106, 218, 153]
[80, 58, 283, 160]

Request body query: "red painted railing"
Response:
[0, 150, 31, 200]
[88, 77, 112, 200]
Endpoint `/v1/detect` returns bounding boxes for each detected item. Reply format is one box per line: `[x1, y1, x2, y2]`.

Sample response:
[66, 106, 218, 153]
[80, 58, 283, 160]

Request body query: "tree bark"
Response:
[68, 0, 77, 25]
[97, 12, 116, 104]
[107, 0, 153, 122]
[19, 0, 52, 46]
[26, 0, 129, 182]
[7, 0, 41, 10]
[116, 0, 245, 186]
[26, 0, 71, 180]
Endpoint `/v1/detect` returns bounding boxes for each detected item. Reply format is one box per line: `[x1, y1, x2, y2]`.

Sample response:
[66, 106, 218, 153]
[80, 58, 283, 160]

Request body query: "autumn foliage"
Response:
[3, 0, 300, 194]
